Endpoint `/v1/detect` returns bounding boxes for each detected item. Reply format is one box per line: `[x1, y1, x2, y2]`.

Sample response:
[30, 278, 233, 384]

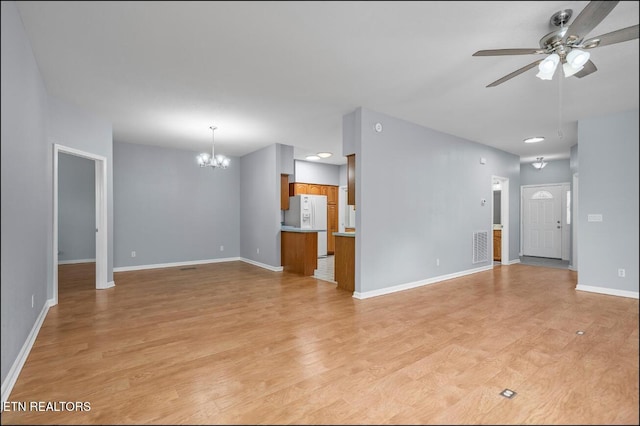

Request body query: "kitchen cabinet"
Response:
[334, 233, 355, 293]
[327, 204, 338, 254]
[347, 154, 355, 206]
[290, 182, 308, 196]
[322, 185, 338, 204]
[493, 229, 502, 261]
[307, 184, 322, 195]
[281, 174, 290, 210]
[281, 229, 318, 276]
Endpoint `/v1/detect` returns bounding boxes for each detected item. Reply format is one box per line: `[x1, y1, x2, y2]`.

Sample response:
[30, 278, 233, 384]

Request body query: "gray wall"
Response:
[570, 144, 578, 175]
[1, 0, 50, 385]
[520, 159, 571, 186]
[240, 144, 281, 267]
[577, 109, 639, 293]
[58, 153, 96, 262]
[293, 160, 341, 185]
[113, 142, 240, 268]
[349, 107, 520, 294]
[279, 144, 294, 175]
[2, 2, 114, 387]
[339, 164, 348, 187]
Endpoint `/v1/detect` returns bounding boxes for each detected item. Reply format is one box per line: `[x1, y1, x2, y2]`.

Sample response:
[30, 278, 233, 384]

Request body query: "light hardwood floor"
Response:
[3, 262, 638, 425]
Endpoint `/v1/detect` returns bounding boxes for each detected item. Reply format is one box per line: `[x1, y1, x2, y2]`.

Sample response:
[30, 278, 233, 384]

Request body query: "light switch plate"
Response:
[587, 214, 603, 222]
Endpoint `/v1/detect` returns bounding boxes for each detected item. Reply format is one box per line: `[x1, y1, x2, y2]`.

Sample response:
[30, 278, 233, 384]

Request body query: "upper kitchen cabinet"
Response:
[307, 184, 323, 195]
[321, 185, 338, 204]
[347, 154, 355, 206]
[281, 174, 290, 210]
[290, 182, 308, 196]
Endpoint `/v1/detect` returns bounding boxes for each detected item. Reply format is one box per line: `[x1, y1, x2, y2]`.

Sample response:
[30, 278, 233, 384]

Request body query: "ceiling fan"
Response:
[473, 1, 639, 87]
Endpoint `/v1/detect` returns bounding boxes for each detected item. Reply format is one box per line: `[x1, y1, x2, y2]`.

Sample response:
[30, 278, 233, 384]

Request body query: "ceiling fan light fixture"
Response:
[563, 61, 584, 77]
[536, 53, 560, 80]
[567, 49, 590, 68]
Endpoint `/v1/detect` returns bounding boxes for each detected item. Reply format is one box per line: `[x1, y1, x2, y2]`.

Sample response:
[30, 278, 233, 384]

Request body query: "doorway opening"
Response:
[52, 144, 111, 306]
[491, 176, 509, 265]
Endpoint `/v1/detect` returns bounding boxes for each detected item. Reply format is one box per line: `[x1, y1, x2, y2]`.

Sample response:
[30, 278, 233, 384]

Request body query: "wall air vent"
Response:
[473, 231, 489, 264]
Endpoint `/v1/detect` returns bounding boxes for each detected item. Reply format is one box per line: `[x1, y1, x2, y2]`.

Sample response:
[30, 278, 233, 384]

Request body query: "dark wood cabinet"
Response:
[493, 229, 502, 261]
[347, 154, 355, 206]
[281, 174, 290, 210]
[327, 204, 338, 254]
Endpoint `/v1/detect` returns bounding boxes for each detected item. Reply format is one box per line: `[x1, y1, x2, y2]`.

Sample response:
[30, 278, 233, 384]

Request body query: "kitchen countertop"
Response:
[281, 226, 326, 233]
[333, 232, 355, 237]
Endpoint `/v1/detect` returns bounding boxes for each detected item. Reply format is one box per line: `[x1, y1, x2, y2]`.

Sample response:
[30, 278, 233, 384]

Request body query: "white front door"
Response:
[522, 185, 562, 258]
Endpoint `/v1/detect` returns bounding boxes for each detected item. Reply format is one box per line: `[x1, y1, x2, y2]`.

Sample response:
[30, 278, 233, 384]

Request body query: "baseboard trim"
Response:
[113, 257, 284, 273]
[1, 298, 53, 404]
[98, 280, 115, 290]
[58, 258, 96, 265]
[113, 257, 242, 272]
[576, 285, 639, 299]
[507, 259, 521, 265]
[353, 265, 493, 300]
[240, 258, 284, 272]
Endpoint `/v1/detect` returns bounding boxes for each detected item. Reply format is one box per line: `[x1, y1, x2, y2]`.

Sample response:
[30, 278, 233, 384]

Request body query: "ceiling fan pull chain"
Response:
[557, 74, 564, 139]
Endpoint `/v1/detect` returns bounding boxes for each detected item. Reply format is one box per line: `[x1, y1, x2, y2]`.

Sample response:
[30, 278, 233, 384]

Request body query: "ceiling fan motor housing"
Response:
[550, 9, 572, 28]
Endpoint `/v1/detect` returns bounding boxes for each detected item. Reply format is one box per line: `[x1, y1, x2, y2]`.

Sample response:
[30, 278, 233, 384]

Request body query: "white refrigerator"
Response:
[284, 194, 328, 257]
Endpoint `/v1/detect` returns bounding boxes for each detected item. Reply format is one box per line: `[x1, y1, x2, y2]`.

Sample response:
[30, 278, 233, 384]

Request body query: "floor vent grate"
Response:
[499, 388, 517, 399]
[473, 230, 489, 263]
[180, 267, 197, 271]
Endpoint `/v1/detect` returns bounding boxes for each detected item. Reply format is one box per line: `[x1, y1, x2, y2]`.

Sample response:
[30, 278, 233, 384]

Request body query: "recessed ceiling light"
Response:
[524, 136, 545, 143]
[317, 152, 332, 158]
[305, 155, 320, 161]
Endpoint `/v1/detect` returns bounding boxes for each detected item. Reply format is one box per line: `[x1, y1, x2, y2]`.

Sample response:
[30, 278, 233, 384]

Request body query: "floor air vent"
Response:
[180, 267, 197, 271]
[473, 231, 489, 263]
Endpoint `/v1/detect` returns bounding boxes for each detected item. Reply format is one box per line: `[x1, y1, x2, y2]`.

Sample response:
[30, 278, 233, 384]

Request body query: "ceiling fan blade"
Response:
[582, 24, 639, 48]
[486, 60, 542, 88]
[574, 60, 598, 78]
[473, 48, 545, 56]
[565, 1, 619, 43]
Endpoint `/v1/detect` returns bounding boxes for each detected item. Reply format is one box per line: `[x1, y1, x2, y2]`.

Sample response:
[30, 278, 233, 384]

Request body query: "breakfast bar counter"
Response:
[281, 227, 324, 276]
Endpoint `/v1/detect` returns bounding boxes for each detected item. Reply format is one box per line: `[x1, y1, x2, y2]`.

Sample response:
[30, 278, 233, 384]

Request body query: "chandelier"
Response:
[197, 126, 230, 169]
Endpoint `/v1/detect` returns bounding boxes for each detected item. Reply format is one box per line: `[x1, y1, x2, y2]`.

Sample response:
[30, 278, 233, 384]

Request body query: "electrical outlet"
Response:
[257, 248, 260, 254]
[436, 258, 440, 266]
[618, 268, 625, 278]
[220, 245, 224, 251]
[131, 251, 136, 258]
[31, 294, 34, 308]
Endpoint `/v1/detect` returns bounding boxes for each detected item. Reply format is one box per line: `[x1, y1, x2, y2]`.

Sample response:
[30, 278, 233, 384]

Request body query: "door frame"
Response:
[570, 173, 578, 271]
[491, 176, 509, 265]
[53, 144, 111, 306]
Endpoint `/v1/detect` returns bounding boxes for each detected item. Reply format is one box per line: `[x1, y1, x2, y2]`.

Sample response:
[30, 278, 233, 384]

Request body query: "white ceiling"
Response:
[15, 1, 639, 165]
